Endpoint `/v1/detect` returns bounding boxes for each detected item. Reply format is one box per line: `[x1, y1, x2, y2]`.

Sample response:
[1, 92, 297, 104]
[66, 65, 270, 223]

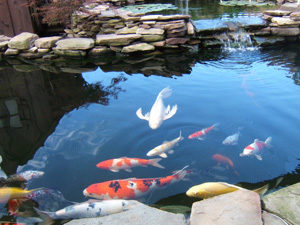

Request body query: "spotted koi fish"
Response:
[188, 123, 219, 140]
[97, 157, 164, 172]
[240, 137, 272, 160]
[83, 166, 189, 200]
[36, 199, 129, 220]
[146, 131, 183, 158]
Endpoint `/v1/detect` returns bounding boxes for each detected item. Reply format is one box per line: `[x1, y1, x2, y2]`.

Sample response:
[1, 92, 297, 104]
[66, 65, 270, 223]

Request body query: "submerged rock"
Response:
[262, 182, 300, 225]
[190, 190, 262, 225]
[8, 32, 39, 50]
[65, 200, 188, 225]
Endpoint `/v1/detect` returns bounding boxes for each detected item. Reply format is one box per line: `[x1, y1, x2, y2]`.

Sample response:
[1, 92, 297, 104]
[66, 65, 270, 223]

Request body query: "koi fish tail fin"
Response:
[253, 183, 269, 196]
[158, 86, 172, 99]
[265, 137, 272, 148]
[34, 208, 55, 225]
[149, 158, 165, 169]
[212, 123, 220, 130]
[173, 165, 190, 180]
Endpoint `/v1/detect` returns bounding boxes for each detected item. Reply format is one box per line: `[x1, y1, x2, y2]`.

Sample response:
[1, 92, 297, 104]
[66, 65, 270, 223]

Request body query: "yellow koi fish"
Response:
[186, 182, 268, 199]
[0, 187, 40, 203]
[146, 131, 183, 158]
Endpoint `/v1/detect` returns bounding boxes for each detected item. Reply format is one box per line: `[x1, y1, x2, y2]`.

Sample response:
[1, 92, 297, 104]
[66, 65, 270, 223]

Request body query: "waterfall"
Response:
[218, 30, 258, 52]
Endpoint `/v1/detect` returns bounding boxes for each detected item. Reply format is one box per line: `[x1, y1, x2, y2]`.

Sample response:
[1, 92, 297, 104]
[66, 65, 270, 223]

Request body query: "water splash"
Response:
[219, 31, 258, 52]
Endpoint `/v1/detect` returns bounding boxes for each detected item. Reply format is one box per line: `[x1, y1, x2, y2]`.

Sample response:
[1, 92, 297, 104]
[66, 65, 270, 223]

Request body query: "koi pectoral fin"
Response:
[163, 104, 177, 120]
[136, 108, 149, 121]
[159, 153, 168, 158]
[110, 169, 119, 172]
[255, 155, 262, 161]
[197, 137, 204, 141]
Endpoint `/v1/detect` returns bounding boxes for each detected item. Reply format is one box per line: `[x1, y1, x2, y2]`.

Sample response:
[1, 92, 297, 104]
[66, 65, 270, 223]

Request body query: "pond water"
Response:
[0, 0, 300, 223]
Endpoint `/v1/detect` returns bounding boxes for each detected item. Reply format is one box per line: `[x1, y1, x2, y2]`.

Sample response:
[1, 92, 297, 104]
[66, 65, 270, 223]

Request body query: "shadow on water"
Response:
[0, 66, 125, 176]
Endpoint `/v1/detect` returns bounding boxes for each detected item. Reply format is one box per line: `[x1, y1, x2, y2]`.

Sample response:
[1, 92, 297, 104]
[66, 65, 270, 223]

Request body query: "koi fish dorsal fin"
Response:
[217, 182, 242, 190]
[159, 153, 168, 158]
[254, 139, 259, 143]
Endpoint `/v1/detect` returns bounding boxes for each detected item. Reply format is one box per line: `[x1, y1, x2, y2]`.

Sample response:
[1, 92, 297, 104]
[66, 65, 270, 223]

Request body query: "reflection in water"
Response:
[0, 67, 125, 176]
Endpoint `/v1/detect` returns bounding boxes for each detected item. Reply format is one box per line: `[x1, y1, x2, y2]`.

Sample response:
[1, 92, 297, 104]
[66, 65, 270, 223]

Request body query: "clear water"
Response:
[0, 0, 300, 222]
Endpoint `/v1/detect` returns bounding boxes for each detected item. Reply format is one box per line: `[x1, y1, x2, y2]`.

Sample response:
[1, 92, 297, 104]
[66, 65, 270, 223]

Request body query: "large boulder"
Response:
[190, 190, 263, 225]
[8, 32, 39, 50]
[35, 36, 62, 49]
[55, 38, 94, 50]
[65, 200, 188, 225]
[262, 182, 300, 225]
[96, 34, 142, 46]
[122, 43, 155, 53]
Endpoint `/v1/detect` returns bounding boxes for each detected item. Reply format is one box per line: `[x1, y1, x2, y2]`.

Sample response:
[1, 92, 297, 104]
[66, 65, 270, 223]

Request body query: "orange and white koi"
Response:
[212, 154, 238, 175]
[240, 137, 272, 160]
[96, 157, 164, 172]
[146, 131, 183, 158]
[83, 166, 189, 200]
[188, 123, 219, 140]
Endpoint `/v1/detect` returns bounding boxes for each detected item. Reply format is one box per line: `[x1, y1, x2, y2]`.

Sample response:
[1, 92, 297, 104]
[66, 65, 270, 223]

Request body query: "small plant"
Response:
[27, 0, 92, 27]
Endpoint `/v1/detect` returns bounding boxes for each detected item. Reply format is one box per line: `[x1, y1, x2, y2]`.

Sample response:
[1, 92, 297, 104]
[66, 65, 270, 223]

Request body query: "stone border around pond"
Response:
[1, 3, 300, 60]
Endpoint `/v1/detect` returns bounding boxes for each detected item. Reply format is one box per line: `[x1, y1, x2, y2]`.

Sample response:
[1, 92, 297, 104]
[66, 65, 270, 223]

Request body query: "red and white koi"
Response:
[96, 157, 164, 172]
[146, 131, 183, 158]
[136, 87, 177, 129]
[240, 137, 272, 160]
[83, 166, 189, 200]
[188, 123, 219, 140]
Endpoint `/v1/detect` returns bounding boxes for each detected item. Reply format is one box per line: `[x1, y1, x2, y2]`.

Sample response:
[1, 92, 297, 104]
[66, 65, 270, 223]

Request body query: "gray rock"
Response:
[116, 26, 139, 34]
[55, 38, 94, 50]
[19, 52, 45, 59]
[290, 11, 300, 21]
[271, 17, 300, 26]
[187, 22, 195, 35]
[254, 27, 271, 36]
[96, 34, 142, 46]
[151, 41, 165, 47]
[264, 10, 291, 16]
[252, 36, 285, 46]
[190, 190, 263, 225]
[263, 182, 300, 225]
[122, 43, 155, 53]
[4, 48, 19, 56]
[262, 211, 288, 225]
[136, 28, 165, 35]
[0, 41, 9, 51]
[271, 27, 300, 36]
[35, 36, 62, 49]
[166, 38, 189, 45]
[88, 46, 113, 57]
[53, 48, 87, 57]
[141, 35, 164, 42]
[65, 200, 188, 225]
[8, 32, 39, 50]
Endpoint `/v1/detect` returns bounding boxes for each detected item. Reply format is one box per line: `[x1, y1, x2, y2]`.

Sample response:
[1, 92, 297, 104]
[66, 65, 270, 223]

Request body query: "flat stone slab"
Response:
[137, 28, 165, 35]
[96, 34, 142, 46]
[190, 190, 263, 225]
[122, 43, 155, 53]
[8, 32, 39, 50]
[264, 10, 292, 16]
[55, 38, 94, 50]
[65, 200, 188, 225]
[262, 211, 287, 225]
[35, 36, 62, 49]
[271, 17, 300, 26]
[263, 182, 300, 225]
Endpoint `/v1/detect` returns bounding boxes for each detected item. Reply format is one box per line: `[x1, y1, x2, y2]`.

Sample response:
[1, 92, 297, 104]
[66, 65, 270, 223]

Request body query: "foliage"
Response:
[27, 0, 93, 27]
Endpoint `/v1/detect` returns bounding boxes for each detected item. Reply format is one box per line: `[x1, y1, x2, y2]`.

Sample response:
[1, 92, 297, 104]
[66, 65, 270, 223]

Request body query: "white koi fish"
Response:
[136, 87, 177, 129]
[146, 131, 183, 158]
[36, 199, 129, 220]
[240, 137, 272, 160]
[222, 127, 242, 145]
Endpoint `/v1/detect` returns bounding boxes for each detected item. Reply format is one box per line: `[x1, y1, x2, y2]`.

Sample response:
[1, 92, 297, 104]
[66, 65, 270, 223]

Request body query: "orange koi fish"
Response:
[96, 157, 164, 172]
[212, 154, 239, 176]
[188, 123, 218, 140]
[83, 166, 189, 200]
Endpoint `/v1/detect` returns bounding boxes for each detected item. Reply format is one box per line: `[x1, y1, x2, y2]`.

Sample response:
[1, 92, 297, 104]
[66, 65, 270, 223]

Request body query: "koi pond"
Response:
[0, 0, 300, 223]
